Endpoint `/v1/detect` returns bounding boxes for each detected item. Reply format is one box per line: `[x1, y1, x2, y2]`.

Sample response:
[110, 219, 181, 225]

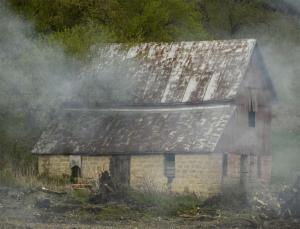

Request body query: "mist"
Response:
[236, 8, 300, 182]
[0, 4, 138, 168]
[0, 4, 78, 123]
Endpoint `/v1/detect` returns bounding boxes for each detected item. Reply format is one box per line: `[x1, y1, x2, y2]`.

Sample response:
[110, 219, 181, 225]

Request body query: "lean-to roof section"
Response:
[32, 105, 235, 155]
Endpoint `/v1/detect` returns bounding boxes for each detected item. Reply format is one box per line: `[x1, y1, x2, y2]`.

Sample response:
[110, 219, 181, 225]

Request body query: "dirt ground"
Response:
[0, 185, 299, 229]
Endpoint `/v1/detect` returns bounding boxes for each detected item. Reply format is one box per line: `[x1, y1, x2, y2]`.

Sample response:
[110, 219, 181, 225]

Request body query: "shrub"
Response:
[128, 190, 203, 216]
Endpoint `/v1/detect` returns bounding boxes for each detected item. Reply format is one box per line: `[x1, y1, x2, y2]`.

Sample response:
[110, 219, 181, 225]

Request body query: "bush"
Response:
[128, 190, 203, 216]
[201, 184, 247, 210]
[70, 188, 91, 203]
[0, 168, 17, 186]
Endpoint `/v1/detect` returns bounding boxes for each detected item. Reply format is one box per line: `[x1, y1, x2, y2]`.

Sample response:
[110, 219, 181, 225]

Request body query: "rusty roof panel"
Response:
[82, 40, 256, 104]
[32, 105, 235, 155]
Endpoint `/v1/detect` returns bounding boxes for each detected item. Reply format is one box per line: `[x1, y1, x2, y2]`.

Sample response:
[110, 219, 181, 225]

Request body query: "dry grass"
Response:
[0, 166, 69, 191]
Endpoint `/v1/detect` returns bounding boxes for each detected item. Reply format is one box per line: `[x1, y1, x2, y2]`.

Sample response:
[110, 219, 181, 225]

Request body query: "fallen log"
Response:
[71, 183, 92, 189]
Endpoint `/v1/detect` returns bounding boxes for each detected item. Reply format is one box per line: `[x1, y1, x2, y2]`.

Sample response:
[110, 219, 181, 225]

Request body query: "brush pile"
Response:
[250, 177, 300, 219]
[89, 171, 122, 204]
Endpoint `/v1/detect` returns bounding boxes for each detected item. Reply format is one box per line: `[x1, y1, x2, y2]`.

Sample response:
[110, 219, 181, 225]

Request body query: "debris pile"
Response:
[250, 177, 300, 219]
[89, 171, 118, 203]
[179, 207, 219, 221]
[278, 177, 300, 218]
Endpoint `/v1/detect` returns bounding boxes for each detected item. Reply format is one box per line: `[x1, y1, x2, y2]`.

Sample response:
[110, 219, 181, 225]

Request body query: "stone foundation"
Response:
[38, 153, 272, 195]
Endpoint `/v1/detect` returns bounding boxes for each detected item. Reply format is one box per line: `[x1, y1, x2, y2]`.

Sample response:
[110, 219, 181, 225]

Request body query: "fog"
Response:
[0, 4, 137, 133]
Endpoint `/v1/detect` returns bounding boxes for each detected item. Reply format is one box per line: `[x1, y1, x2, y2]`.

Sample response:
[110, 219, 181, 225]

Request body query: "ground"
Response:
[0, 185, 299, 229]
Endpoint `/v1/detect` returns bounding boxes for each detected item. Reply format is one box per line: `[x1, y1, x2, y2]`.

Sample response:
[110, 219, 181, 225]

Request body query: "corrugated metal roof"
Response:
[82, 39, 256, 104]
[32, 105, 235, 155]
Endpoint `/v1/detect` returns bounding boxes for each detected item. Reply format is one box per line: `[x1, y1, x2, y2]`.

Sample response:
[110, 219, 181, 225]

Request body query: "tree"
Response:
[109, 0, 207, 42]
[198, 0, 271, 38]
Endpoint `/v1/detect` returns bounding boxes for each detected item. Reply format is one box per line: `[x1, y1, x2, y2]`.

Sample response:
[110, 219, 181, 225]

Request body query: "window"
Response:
[70, 165, 81, 183]
[222, 154, 228, 177]
[164, 154, 175, 184]
[257, 156, 262, 178]
[240, 155, 249, 186]
[69, 155, 81, 183]
[248, 110, 256, 127]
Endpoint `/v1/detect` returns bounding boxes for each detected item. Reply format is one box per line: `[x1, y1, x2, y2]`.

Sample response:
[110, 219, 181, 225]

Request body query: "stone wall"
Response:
[38, 155, 110, 180]
[38, 153, 271, 195]
[222, 153, 241, 185]
[172, 154, 223, 196]
[81, 156, 110, 180]
[38, 155, 70, 177]
[130, 154, 223, 196]
[222, 153, 272, 186]
[130, 155, 168, 192]
[260, 155, 272, 184]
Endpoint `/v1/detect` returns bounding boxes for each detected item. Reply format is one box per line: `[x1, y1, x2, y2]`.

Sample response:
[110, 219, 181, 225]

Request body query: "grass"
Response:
[128, 190, 203, 217]
[94, 204, 145, 221]
[0, 166, 69, 192]
[70, 188, 91, 203]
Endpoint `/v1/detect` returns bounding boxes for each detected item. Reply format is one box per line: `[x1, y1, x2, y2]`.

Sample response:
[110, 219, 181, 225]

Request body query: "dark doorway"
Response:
[240, 155, 249, 188]
[109, 156, 130, 186]
[70, 165, 81, 183]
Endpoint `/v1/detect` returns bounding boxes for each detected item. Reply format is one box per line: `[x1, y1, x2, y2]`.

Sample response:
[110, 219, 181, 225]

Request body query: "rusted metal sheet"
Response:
[82, 40, 256, 104]
[32, 105, 235, 155]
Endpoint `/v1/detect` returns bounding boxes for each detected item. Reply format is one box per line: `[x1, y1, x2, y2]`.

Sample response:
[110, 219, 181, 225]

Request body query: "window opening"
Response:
[248, 103, 256, 127]
[70, 165, 81, 183]
[257, 156, 262, 178]
[164, 154, 175, 184]
[223, 154, 228, 177]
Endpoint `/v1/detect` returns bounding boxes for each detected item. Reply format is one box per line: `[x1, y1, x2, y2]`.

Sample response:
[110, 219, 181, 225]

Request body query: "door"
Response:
[109, 155, 130, 186]
[240, 155, 249, 188]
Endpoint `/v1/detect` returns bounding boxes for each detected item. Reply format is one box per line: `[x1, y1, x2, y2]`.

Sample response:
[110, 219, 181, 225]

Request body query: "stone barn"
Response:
[33, 39, 276, 196]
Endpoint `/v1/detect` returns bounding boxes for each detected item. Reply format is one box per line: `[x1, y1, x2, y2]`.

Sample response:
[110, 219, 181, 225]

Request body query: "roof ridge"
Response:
[63, 99, 235, 110]
[92, 39, 257, 46]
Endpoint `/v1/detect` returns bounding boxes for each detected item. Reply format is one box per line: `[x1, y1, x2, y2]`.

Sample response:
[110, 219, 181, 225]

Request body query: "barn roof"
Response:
[32, 104, 235, 155]
[80, 39, 256, 104]
[33, 39, 261, 155]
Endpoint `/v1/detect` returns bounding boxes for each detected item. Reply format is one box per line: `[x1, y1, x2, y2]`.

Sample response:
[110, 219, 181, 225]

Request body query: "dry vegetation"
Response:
[0, 170, 299, 228]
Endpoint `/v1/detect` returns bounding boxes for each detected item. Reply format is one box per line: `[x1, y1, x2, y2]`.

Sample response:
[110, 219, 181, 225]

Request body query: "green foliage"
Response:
[46, 23, 114, 57]
[8, 0, 207, 56]
[129, 190, 202, 216]
[70, 189, 91, 203]
[0, 168, 17, 186]
[109, 0, 207, 42]
[199, 0, 272, 38]
[8, 0, 300, 56]
[95, 205, 143, 221]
